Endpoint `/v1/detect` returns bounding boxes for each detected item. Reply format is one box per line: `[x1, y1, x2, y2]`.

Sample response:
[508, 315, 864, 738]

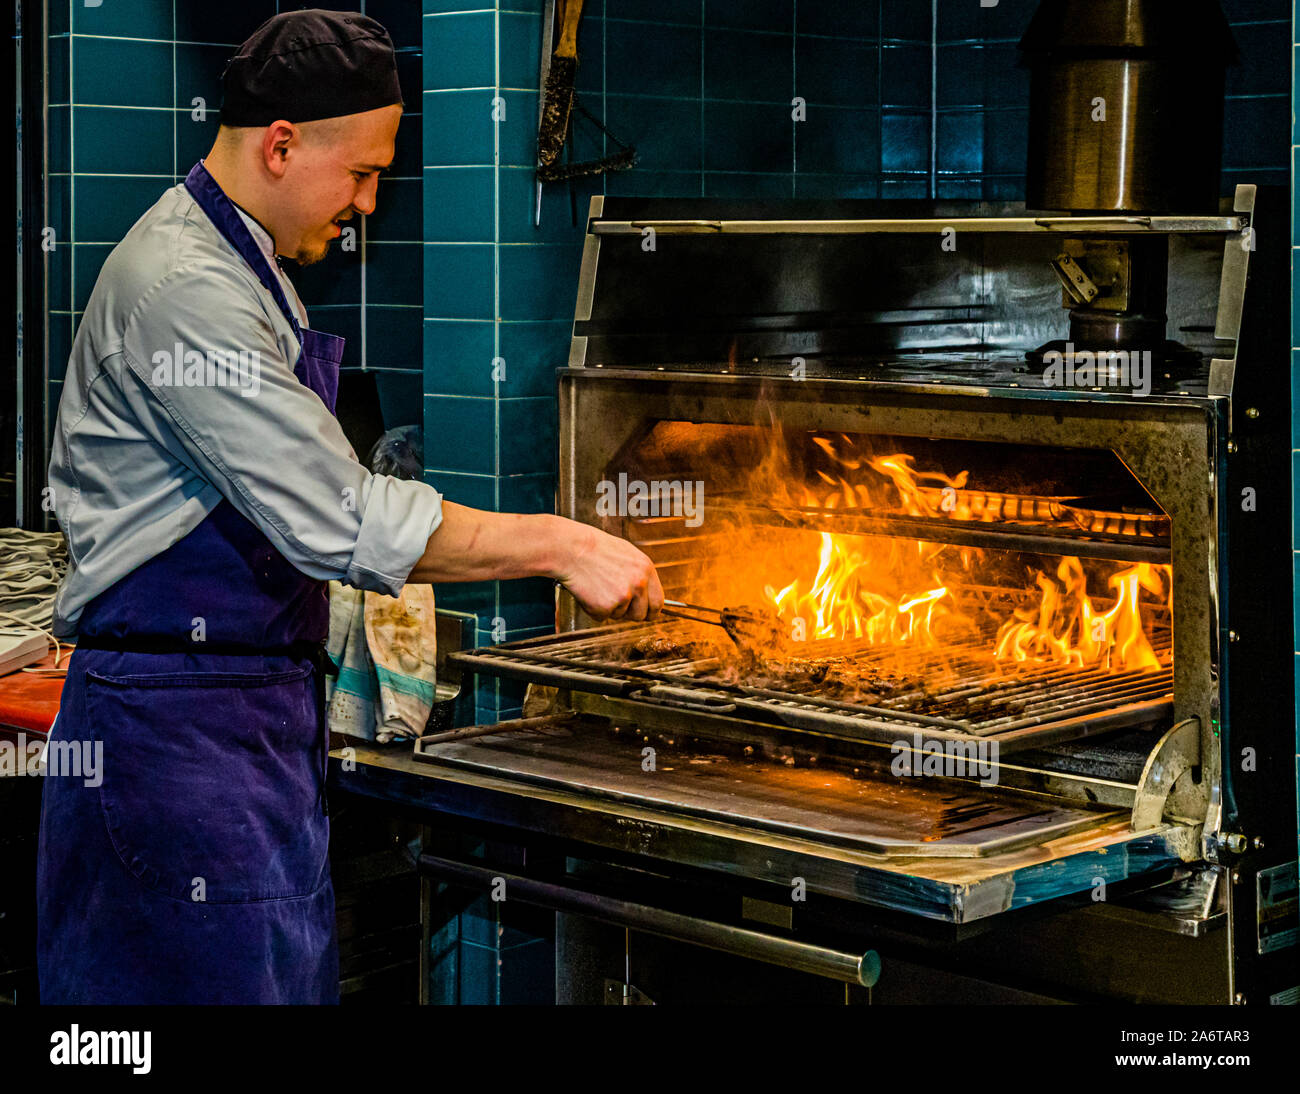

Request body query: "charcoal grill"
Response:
[414, 193, 1243, 900]
[382, 188, 1297, 1002]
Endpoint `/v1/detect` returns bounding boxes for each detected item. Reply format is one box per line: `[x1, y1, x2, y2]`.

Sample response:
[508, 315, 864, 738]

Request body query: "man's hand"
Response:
[552, 522, 663, 622]
[408, 503, 663, 621]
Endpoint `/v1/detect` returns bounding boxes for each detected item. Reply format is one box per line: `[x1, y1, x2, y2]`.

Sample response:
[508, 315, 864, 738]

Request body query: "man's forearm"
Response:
[406, 501, 592, 584]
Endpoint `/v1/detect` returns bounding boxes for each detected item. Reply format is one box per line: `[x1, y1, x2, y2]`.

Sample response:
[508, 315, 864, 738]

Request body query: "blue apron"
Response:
[36, 162, 347, 1005]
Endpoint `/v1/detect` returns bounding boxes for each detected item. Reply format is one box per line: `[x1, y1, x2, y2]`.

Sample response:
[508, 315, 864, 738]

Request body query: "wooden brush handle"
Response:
[555, 0, 584, 59]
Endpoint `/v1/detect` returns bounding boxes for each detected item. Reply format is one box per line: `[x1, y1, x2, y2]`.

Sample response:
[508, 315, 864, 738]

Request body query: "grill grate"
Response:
[450, 620, 1174, 752]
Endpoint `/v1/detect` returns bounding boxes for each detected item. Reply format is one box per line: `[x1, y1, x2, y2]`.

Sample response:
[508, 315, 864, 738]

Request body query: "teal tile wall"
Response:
[1222, 0, 1292, 191]
[937, 0, 1031, 200]
[46, 0, 423, 446]
[47, 0, 272, 440]
[426, 837, 556, 1005]
[422, 0, 573, 725]
[360, 0, 426, 425]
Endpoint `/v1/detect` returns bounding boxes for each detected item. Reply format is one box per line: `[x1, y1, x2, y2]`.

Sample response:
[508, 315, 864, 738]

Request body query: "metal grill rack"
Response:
[449, 620, 1173, 753]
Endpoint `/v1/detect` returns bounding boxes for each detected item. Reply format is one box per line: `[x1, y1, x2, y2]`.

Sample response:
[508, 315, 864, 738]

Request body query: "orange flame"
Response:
[763, 532, 960, 648]
[993, 557, 1168, 670]
[867, 454, 968, 517]
[711, 433, 1170, 674]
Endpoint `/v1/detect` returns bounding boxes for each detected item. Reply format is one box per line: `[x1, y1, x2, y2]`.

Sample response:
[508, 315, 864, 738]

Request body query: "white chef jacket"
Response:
[234, 204, 308, 328]
[47, 178, 441, 636]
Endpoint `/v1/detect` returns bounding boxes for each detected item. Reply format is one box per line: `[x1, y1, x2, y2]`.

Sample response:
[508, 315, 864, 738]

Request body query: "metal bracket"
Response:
[1207, 184, 1257, 430]
[1089, 865, 1225, 937]
[1208, 357, 1236, 399]
[1132, 716, 1202, 831]
[604, 979, 655, 1005]
[1052, 251, 1100, 305]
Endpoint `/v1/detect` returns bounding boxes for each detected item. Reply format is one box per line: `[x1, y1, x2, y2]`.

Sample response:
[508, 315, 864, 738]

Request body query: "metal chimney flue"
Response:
[1020, 0, 1237, 215]
[1020, 0, 1237, 360]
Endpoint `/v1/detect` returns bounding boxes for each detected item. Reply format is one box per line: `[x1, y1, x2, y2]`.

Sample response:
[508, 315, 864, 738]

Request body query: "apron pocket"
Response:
[86, 665, 329, 904]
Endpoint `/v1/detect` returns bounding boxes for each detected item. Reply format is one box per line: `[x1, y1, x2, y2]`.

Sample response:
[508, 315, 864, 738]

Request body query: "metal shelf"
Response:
[591, 215, 1246, 237]
[715, 503, 1172, 564]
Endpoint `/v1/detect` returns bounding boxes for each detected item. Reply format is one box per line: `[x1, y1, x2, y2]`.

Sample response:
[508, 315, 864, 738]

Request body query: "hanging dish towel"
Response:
[325, 582, 437, 742]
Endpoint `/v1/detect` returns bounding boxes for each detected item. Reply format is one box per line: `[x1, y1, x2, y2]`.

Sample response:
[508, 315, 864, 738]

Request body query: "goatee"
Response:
[295, 243, 331, 267]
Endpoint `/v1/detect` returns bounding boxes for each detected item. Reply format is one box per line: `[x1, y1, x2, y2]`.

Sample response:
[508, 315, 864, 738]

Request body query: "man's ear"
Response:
[262, 121, 297, 178]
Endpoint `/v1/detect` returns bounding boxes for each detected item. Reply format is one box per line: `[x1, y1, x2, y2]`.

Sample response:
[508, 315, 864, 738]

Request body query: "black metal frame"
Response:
[1217, 185, 1300, 1005]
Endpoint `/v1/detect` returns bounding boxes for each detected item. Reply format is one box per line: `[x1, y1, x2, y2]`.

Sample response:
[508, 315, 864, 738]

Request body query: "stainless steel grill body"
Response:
[402, 191, 1300, 1007]
[557, 371, 1218, 787]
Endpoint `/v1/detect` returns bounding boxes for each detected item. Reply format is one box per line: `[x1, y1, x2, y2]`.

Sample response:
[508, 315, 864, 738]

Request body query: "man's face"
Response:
[277, 104, 402, 265]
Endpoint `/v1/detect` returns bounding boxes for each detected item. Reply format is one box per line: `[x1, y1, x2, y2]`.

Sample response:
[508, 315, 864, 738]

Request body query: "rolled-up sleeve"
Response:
[115, 260, 441, 595]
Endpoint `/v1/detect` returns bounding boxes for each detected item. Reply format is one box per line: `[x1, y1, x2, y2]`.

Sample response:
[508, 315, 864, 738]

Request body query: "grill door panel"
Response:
[412, 712, 1192, 924]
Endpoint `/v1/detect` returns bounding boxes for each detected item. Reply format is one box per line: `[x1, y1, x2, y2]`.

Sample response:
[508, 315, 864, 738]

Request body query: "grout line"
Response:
[49, 172, 177, 178]
[360, 0, 368, 372]
[601, 0, 608, 200]
[343, 365, 423, 374]
[62, 104, 176, 112]
[64, 32, 242, 46]
[51, 104, 436, 115]
[929, 0, 938, 200]
[171, 0, 177, 183]
[68, 0, 75, 322]
[791, 0, 797, 197]
[494, 1, 502, 543]
[598, 0, 606, 165]
[876, 0, 883, 194]
[361, 211, 368, 368]
[700, 0, 706, 197]
[424, 87, 976, 107]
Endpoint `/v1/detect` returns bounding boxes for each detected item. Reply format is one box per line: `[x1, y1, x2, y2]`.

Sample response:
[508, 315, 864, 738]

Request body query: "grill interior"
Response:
[519, 420, 1181, 754]
[711, 498, 1171, 564]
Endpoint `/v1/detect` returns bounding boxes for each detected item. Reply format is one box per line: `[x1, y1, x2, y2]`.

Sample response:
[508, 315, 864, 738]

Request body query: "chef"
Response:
[37, 9, 661, 1005]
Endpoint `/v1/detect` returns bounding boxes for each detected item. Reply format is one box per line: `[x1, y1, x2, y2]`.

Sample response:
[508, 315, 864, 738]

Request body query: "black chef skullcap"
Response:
[220, 9, 403, 126]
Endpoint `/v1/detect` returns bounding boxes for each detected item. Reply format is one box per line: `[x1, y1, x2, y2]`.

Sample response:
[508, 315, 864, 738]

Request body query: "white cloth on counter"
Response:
[325, 581, 438, 743]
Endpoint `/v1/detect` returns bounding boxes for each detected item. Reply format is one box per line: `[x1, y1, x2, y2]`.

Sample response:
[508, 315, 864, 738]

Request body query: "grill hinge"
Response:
[1132, 716, 1202, 831]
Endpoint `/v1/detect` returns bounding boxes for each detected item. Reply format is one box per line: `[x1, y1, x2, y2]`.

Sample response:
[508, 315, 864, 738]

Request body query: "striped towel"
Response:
[325, 581, 437, 743]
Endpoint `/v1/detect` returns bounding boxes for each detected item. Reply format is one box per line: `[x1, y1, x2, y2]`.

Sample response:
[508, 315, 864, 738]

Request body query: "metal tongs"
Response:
[659, 601, 784, 657]
[660, 600, 742, 628]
